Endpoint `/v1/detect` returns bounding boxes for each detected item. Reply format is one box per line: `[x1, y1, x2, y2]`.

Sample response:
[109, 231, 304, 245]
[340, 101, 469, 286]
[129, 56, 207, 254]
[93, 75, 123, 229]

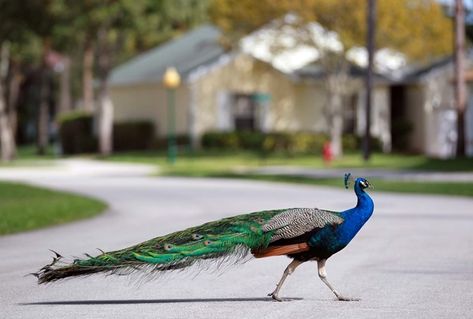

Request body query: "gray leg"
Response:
[317, 259, 359, 301]
[268, 259, 303, 301]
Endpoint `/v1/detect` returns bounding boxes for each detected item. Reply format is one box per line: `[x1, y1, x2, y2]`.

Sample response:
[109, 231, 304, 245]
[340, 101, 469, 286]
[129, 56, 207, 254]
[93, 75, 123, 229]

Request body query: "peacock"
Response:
[34, 174, 374, 301]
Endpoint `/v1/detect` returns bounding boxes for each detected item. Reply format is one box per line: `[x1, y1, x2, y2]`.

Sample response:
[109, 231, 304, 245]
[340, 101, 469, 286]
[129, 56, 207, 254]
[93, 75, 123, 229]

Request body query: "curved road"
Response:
[0, 160, 472, 319]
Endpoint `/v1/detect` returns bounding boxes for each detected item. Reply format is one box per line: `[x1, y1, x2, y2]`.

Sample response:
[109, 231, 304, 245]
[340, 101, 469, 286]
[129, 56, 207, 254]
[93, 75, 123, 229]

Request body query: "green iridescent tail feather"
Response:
[35, 209, 284, 284]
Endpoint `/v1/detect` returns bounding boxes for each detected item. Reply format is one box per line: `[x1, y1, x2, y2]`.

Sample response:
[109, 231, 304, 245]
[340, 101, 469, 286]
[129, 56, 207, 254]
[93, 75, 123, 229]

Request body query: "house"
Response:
[393, 56, 473, 158]
[109, 24, 393, 151]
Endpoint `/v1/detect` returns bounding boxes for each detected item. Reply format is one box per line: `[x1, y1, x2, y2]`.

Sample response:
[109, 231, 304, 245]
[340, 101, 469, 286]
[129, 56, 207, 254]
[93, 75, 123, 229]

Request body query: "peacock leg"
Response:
[268, 259, 303, 301]
[317, 259, 360, 301]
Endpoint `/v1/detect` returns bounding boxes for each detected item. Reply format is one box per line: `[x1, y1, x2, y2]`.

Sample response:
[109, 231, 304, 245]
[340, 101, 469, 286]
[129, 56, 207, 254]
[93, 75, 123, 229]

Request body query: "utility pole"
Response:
[364, 0, 376, 161]
[454, 0, 466, 157]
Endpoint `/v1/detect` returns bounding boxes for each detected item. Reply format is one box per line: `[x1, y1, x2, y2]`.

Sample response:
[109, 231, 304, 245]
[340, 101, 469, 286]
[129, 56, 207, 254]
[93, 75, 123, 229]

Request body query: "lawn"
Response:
[105, 150, 473, 198]
[0, 182, 107, 235]
[106, 149, 473, 173]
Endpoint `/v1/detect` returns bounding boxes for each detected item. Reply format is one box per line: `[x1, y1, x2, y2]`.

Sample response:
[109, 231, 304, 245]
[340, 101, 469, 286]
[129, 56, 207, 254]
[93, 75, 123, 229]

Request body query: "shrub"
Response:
[342, 134, 358, 152]
[201, 131, 240, 149]
[113, 121, 155, 151]
[155, 134, 191, 149]
[201, 131, 329, 154]
[287, 132, 328, 154]
[58, 111, 96, 155]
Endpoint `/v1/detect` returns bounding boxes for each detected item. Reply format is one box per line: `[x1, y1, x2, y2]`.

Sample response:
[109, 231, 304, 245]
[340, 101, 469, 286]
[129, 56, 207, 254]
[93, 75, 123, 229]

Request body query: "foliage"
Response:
[57, 110, 94, 124]
[58, 112, 96, 155]
[202, 131, 331, 154]
[210, 0, 453, 61]
[105, 150, 473, 174]
[113, 121, 155, 151]
[0, 181, 106, 235]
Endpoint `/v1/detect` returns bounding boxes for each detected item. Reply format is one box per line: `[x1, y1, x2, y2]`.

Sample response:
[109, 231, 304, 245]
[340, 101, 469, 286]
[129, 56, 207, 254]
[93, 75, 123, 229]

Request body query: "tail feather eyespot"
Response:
[192, 233, 203, 240]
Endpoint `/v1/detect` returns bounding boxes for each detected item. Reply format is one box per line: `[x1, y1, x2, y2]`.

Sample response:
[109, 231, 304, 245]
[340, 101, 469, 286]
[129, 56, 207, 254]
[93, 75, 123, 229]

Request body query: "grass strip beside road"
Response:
[207, 174, 473, 198]
[106, 150, 473, 198]
[0, 182, 107, 235]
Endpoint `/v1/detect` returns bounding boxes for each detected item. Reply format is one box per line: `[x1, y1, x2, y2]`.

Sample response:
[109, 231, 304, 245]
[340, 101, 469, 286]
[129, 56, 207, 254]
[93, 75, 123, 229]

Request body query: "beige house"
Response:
[109, 25, 392, 150]
[392, 56, 473, 158]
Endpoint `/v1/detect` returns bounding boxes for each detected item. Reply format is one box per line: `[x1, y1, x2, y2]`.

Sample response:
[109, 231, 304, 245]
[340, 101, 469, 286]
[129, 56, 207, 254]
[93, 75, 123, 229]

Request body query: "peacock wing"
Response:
[262, 208, 344, 242]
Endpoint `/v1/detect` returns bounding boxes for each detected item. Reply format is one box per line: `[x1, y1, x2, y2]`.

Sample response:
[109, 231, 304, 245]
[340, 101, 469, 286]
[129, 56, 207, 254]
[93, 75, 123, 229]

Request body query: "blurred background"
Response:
[1, 3, 473, 317]
[1, 0, 473, 235]
[0, 0, 472, 160]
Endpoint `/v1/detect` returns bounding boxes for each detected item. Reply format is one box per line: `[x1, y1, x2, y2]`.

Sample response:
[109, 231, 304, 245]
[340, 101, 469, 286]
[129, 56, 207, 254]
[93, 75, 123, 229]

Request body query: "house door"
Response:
[233, 93, 257, 131]
[390, 85, 410, 151]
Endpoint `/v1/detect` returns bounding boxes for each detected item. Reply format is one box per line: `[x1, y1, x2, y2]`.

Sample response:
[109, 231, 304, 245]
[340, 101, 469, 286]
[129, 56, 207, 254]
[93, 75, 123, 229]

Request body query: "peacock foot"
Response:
[267, 292, 283, 302]
[336, 296, 361, 302]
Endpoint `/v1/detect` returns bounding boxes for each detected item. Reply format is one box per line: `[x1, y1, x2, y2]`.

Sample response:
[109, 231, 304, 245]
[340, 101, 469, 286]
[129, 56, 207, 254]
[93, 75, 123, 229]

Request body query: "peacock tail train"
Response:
[35, 209, 287, 284]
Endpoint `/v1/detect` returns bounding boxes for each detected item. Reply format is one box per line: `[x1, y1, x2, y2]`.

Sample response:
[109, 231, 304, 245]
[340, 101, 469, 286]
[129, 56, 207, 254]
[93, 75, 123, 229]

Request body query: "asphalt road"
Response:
[1, 161, 472, 319]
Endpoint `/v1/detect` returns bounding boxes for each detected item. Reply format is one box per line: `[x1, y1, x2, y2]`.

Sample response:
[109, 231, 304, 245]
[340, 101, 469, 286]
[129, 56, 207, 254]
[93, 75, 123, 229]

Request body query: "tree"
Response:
[211, 0, 453, 156]
[60, 0, 209, 156]
[0, 0, 46, 160]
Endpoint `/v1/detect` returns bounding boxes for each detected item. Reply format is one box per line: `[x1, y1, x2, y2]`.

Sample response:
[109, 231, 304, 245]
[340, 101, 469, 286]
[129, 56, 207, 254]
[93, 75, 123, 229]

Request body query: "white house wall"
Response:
[405, 85, 426, 153]
[192, 54, 299, 135]
[356, 85, 391, 151]
[110, 84, 190, 137]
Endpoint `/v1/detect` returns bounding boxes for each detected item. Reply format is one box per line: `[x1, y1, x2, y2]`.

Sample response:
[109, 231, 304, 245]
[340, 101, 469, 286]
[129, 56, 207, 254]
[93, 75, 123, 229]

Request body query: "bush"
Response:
[155, 134, 191, 149]
[201, 131, 240, 149]
[355, 135, 383, 152]
[287, 132, 328, 154]
[342, 134, 358, 152]
[201, 131, 329, 154]
[113, 121, 155, 151]
[58, 111, 96, 155]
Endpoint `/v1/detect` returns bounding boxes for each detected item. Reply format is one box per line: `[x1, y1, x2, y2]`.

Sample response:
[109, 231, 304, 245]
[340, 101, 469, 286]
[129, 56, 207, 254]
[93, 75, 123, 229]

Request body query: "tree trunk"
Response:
[455, 0, 466, 157]
[97, 28, 114, 156]
[37, 67, 50, 155]
[7, 60, 21, 143]
[98, 81, 113, 156]
[58, 56, 72, 114]
[325, 71, 348, 158]
[83, 40, 94, 112]
[0, 42, 15, 162]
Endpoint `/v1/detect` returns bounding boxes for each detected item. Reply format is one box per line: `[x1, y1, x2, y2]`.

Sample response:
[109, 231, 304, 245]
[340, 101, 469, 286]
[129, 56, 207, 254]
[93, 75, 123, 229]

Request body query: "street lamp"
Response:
[163, 67, 181, 164]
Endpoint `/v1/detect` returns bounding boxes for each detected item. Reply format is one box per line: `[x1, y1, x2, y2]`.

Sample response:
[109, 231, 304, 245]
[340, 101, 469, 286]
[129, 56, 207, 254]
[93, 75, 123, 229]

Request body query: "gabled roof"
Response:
[294, 63, 394, 84]
[110, 25, 225, 86]
[402, 56, 453, 83]
[401, 51, 473, 84]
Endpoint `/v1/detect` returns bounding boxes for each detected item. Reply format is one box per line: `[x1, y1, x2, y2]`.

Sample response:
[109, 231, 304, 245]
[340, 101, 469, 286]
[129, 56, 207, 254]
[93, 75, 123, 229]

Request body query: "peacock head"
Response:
[344, 173, 372, 191]
[356, 177, 371, 190]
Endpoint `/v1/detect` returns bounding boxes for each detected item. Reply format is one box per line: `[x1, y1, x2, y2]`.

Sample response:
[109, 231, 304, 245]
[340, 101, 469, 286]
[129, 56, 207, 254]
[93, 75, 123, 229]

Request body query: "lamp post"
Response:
[163, 67, 181, 164]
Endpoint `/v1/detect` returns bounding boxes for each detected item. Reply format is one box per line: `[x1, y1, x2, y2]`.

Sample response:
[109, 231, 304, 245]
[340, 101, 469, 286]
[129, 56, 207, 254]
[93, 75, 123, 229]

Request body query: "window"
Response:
[233, 93, 257, 131]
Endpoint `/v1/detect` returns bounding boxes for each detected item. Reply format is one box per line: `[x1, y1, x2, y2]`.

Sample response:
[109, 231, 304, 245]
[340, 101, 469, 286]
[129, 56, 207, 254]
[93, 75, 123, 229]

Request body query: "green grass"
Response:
[0, 182, 107, 235]
[106, 149, 473, 173]
[105, 150, 473, 198]
[214, 174, 473, 198]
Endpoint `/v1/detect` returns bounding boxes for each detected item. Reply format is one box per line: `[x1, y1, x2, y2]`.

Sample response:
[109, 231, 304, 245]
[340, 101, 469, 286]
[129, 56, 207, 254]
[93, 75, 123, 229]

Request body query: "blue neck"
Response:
[338, 183, 374, 236]
[353, 183, 374, 215]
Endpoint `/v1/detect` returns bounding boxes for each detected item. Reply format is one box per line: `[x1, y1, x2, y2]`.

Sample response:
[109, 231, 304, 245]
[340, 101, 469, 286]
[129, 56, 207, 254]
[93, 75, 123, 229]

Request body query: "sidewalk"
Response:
[254, 166, 473, 182]
[0, 159, 156, 181]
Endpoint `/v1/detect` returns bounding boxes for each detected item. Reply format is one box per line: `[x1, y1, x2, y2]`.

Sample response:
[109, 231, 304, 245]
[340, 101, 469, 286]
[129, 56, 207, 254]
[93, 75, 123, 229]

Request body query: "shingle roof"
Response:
[110, 25, 224, 86]
[294, 63, 394, 84]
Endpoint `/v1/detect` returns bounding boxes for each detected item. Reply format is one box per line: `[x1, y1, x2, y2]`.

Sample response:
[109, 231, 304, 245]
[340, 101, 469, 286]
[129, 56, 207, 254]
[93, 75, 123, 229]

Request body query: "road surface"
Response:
[0, 160, 472, 318]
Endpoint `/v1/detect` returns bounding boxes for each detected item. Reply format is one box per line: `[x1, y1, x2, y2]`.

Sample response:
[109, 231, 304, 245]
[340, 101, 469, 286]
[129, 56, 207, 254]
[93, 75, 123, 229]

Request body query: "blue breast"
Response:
[308, 181, 374, 257]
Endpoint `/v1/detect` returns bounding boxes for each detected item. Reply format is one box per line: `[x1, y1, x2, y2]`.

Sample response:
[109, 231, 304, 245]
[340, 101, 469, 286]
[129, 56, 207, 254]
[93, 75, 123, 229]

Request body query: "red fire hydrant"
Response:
[323, 141, 333, 165]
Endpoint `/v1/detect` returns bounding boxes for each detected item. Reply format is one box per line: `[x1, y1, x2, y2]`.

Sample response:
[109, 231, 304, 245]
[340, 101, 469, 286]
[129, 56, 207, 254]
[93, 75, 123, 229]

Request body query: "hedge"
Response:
[113, 121, 155, 151]
[58, 111, 96, 155]
[201, 131, 329, 154]
[201, 131, 382, 154]
[58, 111, 156, 154]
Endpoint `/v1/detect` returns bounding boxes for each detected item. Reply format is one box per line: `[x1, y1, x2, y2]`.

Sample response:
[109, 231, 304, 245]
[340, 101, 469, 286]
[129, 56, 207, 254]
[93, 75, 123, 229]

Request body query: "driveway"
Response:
[0, 160, 472, 318]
